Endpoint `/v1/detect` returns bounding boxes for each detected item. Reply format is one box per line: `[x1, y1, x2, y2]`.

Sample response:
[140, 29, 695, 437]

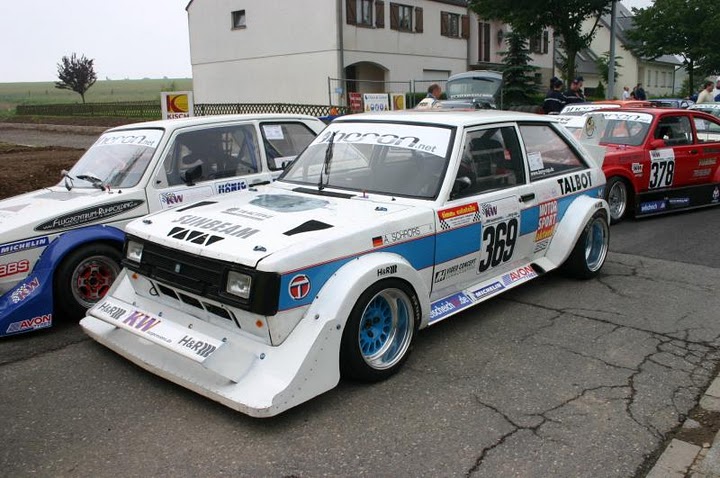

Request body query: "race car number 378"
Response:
[649, 149, 675, 189]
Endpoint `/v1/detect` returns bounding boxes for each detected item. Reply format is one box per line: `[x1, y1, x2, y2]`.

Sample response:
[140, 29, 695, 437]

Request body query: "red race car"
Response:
[573, 108, 720, 223]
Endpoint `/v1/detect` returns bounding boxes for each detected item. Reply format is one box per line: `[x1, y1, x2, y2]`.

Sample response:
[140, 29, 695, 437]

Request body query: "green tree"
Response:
[499, 31, 538, 105]
[628, 0, 720, 97]
[468, 0, 613, 82]
[596, 51, 623, 85]
[55, 53, 97, 103]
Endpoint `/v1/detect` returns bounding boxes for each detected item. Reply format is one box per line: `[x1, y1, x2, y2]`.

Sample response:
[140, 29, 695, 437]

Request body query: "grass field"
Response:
[0, 78, 193, 112]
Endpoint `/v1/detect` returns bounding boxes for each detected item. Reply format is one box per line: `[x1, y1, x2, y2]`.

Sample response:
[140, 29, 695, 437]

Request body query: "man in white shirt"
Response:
[698, 81, 715, 104]
[622, 86, 630, 100]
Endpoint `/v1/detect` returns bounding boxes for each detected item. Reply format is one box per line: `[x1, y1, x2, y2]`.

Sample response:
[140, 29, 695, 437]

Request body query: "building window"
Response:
[647, 70, 651, 87]
[529, 30, 549, 54]
[655, 71, 659, 87]
[390, 3, 413, 31]
[441, 12, 460, 38]
[478, 22, 491, 62]
[231, 10, 246, 29]
[346, 0, 374, 26]
[661, 71, 666, 88]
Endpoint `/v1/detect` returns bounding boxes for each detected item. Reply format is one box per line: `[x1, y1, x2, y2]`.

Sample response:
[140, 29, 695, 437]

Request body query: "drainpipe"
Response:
[607, 0, 617, 99]
[336, 0, 345, 106]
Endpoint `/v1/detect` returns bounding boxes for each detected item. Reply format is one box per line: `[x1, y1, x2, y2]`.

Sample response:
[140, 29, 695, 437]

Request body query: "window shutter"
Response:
[461, 14, 469, 39]
[415, 7, 423, 33]
[375, 1, 384, 28]
[390, 3, 399, 30]
[440, 12, 448, 36]
[542, 30, 549, 54]
[347, 0, 357, 25]
[483, 23, 490, 61]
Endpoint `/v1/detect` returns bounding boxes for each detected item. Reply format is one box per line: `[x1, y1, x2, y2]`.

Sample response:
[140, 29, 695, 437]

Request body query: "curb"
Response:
[0, 122, 107, 136]
[645, 376, 720, 477]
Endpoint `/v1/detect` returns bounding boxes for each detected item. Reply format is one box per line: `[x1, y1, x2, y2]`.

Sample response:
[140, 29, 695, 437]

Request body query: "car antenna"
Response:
[61, 169, 74, 191]
[318, 131, 336, 191]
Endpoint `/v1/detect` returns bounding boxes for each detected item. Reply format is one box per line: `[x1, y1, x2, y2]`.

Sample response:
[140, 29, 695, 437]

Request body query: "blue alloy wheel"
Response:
[584, 215, 609, 272]
[358, 288, 414, 371]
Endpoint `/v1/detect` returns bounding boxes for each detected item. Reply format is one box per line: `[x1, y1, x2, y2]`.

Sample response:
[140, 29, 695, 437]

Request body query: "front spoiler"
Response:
[80, 272, 342, 417]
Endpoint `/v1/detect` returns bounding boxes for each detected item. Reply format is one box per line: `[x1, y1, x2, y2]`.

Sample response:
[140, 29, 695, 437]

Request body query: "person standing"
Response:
[697, 81, 715, 104]
[622, 86, 631, 100]
[565, 76, 586, 104]
[712, 78, 720, 101]
[543, 77, 566, 114]
[635, 83, 647, 100]
[426, 83, 442, 100]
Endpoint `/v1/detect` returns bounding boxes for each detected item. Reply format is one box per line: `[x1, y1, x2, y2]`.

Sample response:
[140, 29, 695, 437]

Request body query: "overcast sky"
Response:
[1, 0, 654, 84]
[1, 0, 192, 83]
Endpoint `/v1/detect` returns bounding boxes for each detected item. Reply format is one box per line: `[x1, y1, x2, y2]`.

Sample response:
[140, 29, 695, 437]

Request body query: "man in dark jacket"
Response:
[543, 77, 566, 114]
[565, 76, 586, 104]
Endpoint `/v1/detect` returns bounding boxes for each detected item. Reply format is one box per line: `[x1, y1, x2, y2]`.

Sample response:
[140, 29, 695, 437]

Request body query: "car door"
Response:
[517, 122, 601, 259]
[691, 112, 720, 184]
[648, 114, 696, 190]
[148, 122, 274, 211]
[431, 124, 537, 301]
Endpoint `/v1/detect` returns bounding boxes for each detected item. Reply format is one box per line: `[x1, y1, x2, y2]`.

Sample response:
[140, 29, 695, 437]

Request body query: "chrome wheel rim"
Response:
[584, 217, 609, 272]
[607, 181, 627, 221]
[358, 288, 414, 370]
[71, 255, 121, 309]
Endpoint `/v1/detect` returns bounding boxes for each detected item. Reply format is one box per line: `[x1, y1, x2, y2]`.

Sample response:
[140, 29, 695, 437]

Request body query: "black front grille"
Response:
[124, 237, 281, 315]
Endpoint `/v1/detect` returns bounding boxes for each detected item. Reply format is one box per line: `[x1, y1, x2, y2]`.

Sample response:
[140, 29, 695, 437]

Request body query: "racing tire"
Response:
[562, 212, 610, 280]
[340, 279, 420, 382]
[54, 243, 122, 320]
[604, 177, 631, 224]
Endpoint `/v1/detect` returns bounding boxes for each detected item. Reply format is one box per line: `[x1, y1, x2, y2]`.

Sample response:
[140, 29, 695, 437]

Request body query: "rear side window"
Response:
[261, 122, 317, 171]
[654, 115, 693, 146]
[519, 124, 587, 181]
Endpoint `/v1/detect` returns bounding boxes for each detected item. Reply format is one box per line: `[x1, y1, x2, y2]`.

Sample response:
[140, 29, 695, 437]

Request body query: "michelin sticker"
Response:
[314, 123, 452, 157]
[0, 237, 49, 256]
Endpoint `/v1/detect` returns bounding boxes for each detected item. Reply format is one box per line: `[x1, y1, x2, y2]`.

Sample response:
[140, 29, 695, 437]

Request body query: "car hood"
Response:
[127, 186, 432, 270]
[0, 186, 147, 242]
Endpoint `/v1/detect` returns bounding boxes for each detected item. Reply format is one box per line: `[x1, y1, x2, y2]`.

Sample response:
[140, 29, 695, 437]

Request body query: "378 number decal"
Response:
[478, 218, 518, 272]
[0, 260, 30, 278]
[649, 150, 675, 189]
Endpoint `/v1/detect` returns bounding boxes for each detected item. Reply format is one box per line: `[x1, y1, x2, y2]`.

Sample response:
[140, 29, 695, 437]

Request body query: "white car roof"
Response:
[108, 113, 322, 132]
[334, 110, 553, 127]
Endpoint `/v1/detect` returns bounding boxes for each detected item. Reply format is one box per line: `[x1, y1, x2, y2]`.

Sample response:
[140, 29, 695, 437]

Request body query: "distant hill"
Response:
[0, 78, 193, 111]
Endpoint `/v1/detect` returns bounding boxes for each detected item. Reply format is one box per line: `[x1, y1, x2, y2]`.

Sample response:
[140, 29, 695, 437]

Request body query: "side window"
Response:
[453, 126, 526, 199]
[161, 125, 260, 186]
[694, 117, 720, 143]
[654, 116, 693, 146]
[261, 122, 317, 171]
[519, 124, 586, 181]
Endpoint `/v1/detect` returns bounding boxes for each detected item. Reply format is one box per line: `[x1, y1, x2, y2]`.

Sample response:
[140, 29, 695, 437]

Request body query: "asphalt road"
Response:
[1, 207, 719, 478]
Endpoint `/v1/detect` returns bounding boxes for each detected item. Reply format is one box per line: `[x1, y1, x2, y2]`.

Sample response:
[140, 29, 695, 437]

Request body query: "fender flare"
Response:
[603, 167, 637, 194]
[537, 195, 609, 272]
[0, 225, 125, 337]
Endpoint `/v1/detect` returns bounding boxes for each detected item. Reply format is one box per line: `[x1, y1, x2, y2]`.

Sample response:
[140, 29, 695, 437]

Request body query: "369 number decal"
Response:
[478, 218, 518, 272]
[649, 150, 675, 189]
[0, 260, 30, 278]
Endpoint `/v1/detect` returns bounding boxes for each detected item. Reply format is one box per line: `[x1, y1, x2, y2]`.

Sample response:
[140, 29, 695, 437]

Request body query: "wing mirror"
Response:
[451, 176, 472, 199]
[181, 164, 203, 186]
[649, 139, 666, 150]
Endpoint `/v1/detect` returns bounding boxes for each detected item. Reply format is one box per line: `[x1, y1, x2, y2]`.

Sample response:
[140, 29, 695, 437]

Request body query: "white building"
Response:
[186, 0, 553, 105]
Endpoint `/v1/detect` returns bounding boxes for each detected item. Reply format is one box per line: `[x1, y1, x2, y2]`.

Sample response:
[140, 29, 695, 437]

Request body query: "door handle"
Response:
[519, 193, 535, 202]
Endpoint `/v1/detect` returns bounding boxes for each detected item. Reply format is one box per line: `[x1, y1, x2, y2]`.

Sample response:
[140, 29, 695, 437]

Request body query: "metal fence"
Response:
[16, 102, 348, 119]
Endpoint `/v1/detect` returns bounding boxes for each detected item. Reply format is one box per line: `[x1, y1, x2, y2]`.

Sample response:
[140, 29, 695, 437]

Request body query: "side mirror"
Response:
[268, 155, 295, 171]
[649, 139, 666, 150]
[181, 164, 203, 186]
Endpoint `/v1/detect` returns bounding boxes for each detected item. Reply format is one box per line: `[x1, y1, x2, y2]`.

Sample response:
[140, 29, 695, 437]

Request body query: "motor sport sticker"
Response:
[429, 292, 473, 323]
[313, 123, 452, 158]
[0, 259, 30, 278]
[92, 130, 163, 149]
[438, 203, 481, 231]
[6, 314, 52, 334]
[10, 277, 40, 304]
[479, 196, 519, 225]
[535, 200, 558, 242]
[372, 223, 433, 247]
[648, 149, 675, 189]
[93, 300, 222, 363]
[34, 200, 145, 232]
[0, 237, 49, 256]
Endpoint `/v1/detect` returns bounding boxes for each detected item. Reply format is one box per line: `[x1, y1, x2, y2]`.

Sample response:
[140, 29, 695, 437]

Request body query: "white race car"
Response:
[81, 111, 610, 417]
[0, 114, 324, 336]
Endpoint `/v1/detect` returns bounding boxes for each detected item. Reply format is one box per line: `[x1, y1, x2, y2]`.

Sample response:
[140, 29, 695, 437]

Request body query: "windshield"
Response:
[596, 112, 653, 147]
[63, 129, 163, 189]
[446, 77, 501, 99]
[280, 122, 454, 199]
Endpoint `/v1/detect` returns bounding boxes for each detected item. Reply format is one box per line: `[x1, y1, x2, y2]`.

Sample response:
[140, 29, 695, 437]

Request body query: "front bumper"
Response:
[80, 271, 342, 417]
